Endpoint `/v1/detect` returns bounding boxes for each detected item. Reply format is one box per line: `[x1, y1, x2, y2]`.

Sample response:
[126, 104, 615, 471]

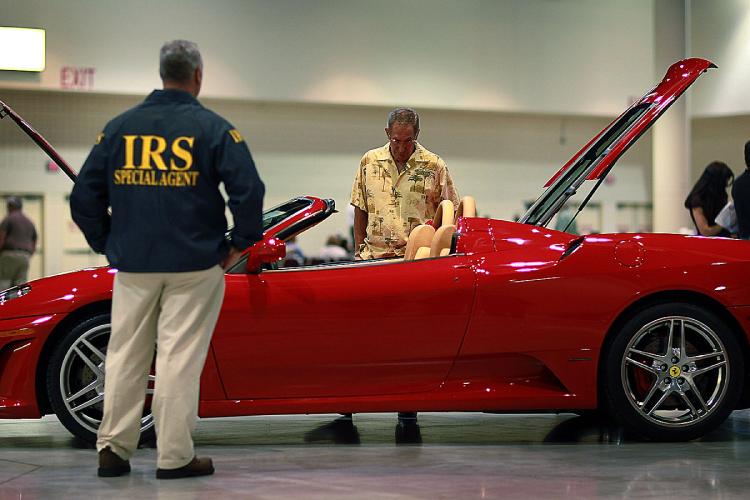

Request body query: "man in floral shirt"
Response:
[350, 108, 459, 259]
[342, 107, 458, 442]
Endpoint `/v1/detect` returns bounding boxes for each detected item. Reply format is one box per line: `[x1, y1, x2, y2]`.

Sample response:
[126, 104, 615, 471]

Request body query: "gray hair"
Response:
[6, 196, 22, 210]
[159, 40, 202, 83]
[387, 108, 420, 132]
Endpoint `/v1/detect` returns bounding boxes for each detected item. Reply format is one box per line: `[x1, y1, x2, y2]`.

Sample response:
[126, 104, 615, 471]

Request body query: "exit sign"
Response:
[60, 66, 95, 90]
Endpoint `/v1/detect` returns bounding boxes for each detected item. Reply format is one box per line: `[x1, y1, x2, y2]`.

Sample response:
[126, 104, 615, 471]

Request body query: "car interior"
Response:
[278, 195, 478, 271]
[227, 195, 478, 274]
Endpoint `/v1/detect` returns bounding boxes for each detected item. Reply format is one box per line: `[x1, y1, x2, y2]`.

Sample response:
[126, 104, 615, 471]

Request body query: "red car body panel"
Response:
[3, 57, 749, 428]
[0, 315, 57, 417]
[214, 256, 476, 400]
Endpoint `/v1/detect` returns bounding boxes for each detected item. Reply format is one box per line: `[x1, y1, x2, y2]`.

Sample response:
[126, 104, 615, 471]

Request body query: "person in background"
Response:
[732, 141, 750, 239]
[71, 40, 264, 479]
[284, 235, 306, 266]
[316, 234, 350, 262]
[0, 196, 37, 290]
[684, 161, 734, 237]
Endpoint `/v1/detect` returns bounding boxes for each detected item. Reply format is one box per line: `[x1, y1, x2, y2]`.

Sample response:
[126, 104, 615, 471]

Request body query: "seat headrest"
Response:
[433, 199, 455, 228]
[456, 196, 476, 218]
[404, 224, 436, 260]
[430, 224, 456, 258]
[414, 246, 431, 260]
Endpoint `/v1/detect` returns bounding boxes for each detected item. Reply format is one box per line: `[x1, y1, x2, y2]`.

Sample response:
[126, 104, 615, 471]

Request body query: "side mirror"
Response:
[246, 237, 286, 274]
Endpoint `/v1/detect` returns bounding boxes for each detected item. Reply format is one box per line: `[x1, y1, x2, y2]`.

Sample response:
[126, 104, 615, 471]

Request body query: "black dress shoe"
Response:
[98, 447, 131, 477]
[395, 419, 422, 444]
[156, 456, 214, 479]
[304, 416, 360, 444]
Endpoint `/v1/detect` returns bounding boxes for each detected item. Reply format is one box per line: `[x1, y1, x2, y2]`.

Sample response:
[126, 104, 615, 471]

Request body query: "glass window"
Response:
[261, 198, 312, 231]
[523, 104, 650, 227]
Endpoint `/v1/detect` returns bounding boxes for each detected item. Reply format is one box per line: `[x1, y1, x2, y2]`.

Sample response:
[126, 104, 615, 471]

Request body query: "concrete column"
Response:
[653, 0, 691, 233]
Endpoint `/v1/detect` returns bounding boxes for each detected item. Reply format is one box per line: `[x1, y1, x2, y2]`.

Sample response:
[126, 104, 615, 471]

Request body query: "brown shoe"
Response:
[98, 447, 131, 477]
[156, 457, 214, 479]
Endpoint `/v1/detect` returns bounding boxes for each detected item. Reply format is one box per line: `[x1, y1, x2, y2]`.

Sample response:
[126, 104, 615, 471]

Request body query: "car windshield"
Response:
[521, 103, 651, 227]
[261, 198, 312, 230]
[225, 196, 336, 274]
[224, 197, 312, 245]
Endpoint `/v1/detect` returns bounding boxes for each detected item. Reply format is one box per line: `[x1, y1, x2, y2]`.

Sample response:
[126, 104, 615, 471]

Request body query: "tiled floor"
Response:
[2, 410, 750, 499]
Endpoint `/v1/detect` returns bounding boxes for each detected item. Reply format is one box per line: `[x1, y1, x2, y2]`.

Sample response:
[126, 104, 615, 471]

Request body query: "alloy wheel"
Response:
[58, 323, 155, 436]
[621, 315, 730, 427]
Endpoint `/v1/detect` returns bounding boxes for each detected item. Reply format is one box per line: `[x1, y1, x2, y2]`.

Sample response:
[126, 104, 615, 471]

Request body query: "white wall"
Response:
[692, 0, 750, 116]
[0, 0, 654, 115]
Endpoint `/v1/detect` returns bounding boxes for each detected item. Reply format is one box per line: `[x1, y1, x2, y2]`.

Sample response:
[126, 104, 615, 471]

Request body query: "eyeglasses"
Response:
[389, 137, 416, 147]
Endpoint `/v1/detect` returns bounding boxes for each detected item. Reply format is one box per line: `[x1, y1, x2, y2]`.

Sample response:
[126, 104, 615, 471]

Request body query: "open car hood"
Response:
[520, 57, 715, 227]
[0, 98, 79, 182]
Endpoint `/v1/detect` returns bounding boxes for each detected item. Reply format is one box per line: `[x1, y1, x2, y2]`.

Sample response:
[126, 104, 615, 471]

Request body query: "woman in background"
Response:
[684, 161, 734, 236]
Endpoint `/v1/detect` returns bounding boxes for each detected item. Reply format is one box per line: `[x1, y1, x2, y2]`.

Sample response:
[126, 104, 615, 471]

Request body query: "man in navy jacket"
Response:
[71, 39, 264, 479]
[732, 141, 750, 239]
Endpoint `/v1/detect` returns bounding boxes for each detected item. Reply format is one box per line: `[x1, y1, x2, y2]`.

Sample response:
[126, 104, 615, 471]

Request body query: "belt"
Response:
[1, 248, 32, 254]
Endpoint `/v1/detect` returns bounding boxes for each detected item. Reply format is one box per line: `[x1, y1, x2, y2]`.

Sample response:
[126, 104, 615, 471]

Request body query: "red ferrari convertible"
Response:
[2, 58, 749, 444]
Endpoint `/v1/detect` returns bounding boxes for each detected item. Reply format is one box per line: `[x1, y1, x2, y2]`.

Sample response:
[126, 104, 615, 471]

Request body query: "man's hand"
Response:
[353, 206, 368, 257]
[222, 246, 244, 270]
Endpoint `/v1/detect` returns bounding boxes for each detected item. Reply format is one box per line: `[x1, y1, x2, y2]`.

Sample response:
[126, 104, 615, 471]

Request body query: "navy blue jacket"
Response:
[733, 170, 750, 239]
[70, 89, 265, 272]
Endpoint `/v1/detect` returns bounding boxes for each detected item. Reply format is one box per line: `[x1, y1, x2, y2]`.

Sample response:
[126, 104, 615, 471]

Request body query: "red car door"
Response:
[212, 255, 475, 399]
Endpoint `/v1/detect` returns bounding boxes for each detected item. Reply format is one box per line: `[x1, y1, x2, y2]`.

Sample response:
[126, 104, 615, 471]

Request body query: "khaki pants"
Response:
[0, 250, 31, 289]
[96, 265, 225, 469]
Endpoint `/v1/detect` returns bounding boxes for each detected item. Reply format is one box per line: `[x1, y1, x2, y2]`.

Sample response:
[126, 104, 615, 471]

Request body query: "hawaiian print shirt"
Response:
[350, 142, 459, 259]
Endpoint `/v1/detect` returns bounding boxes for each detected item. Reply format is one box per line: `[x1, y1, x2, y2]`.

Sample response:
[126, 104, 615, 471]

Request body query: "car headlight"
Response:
[0, 284, 31, 305]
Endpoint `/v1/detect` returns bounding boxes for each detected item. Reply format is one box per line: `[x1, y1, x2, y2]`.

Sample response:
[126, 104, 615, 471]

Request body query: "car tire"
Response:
[46, 313, 156, 445]
[603, 302, 743, 441]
